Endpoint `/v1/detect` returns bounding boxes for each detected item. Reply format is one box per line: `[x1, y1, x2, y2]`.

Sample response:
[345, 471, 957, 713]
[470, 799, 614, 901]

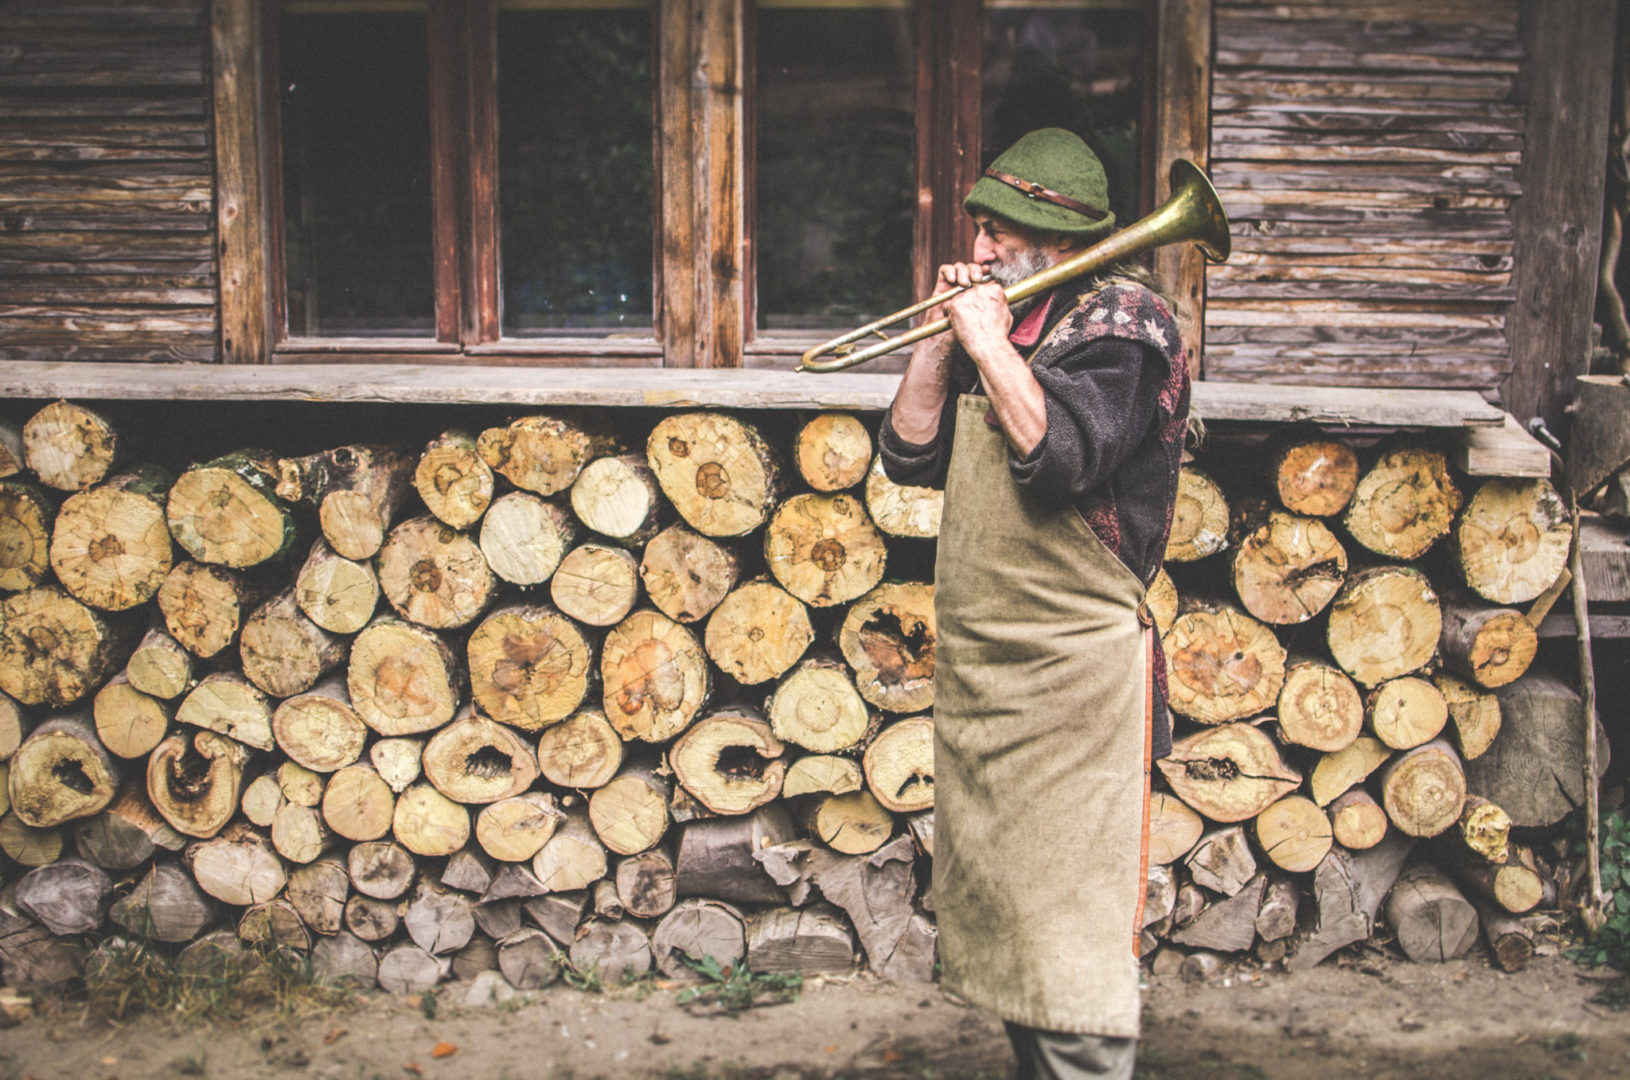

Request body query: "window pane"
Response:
[280, 5, 434, 337]
[756, 4, 915, 330]
[499, 4, 654, 337]
[983, 3, 1146, 229]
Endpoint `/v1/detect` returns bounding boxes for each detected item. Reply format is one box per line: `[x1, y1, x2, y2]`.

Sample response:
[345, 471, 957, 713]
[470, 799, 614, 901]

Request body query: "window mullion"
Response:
[463, 0, 501, 345]
[427, 0, 467, 346]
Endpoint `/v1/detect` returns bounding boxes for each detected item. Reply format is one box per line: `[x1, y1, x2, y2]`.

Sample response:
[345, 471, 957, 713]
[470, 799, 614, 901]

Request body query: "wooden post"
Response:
[212, 0, 270, 363]
[1155, 0, 1213, 376]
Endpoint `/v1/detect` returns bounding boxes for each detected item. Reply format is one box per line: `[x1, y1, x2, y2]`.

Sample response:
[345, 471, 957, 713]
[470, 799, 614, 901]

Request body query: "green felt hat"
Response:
[963, 128, 1115, 241]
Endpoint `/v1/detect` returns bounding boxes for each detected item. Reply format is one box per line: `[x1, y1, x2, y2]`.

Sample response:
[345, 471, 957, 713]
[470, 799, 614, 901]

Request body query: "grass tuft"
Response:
[82, 938, 353, 1025]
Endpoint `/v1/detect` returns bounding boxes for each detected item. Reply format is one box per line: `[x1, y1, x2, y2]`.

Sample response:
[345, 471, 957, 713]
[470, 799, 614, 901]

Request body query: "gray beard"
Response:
[988, 245, 1053, 287]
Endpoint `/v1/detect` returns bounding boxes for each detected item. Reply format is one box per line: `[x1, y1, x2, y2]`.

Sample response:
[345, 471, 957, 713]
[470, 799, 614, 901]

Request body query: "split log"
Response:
[1454, 478, 1572, 604]
[497, 927, 561, 988]
[476, 792, 564, 862]
[1470, 672, 1608, 827]
[475, 899, 525, 938]
[532, 809, 608, 893]
[1439, 599, 1537, 690]
[646, 412, 782, 537]
[404, 882, 475, 956]
[616, 844, 678, 919]
[1163, 603, 1287, 723]
[1379, 739, 1466, 838]
[1255, 795, 1333, 873]
[165, 451, 295, 568]
[146, 731, 249, 838]
[322, 763, 396, 842]
[157, 561, 264, 658]
[376, 516, 495, 629]
[0, 480, 55, 591]
[286, 857, 349, 936]
[549, 543, 639, 626]
[677, 804, 797, 904]
[1171, 873, 1268, 953]
[293, 540, 379, 635]
[637, 524, 738, 623]
[1143, 864, 1177, 933]
[1328, 788, 1388, 851]
[240, 773, 282, 827]
[16, 858, 111, 934]
[1385, 863, 1479, 962]
[369, 737, 424, 793]
[392, 782, 470, 857]
[445, 849, 497, 894]
[279, 760, 321, 807]
[863, 454, 942, 539]
[1165, 467, 1230, 562]
[568, 918, 652, 981]
[1158, 723, 1302, 823]
[570, 453, 669, 547]
[376, 944, 445, 993]
[110, 860, 212, 942]
[347, 617, 463, 736]
[652, 898, 746, 980]
[467, 605, 593, 733]
[0, 586, 125, 707]
[589, 764, 671, 855]
[1184, 826, 1258, 896]
[1310, 735, 1391, 807]
[414, 429, 493, 529]
[1366, 675, 1448, 750]
[273, 678, 366, 773]
[1326, 565, 1441, 686]
[803, 791, 894, 855]
[1271, 436, 1358, 517]
[670, 708, 789, 815]
[49, 466, 173, 611]
[347, 840, 416, 900]
[185, 826, 286, 906]
[74, 783, 184, 869]
[863, 716, 934, 813]
[764, 492, 887, 607]
[478, 492, 576, 586]
[422, 707, 540, 804]
[703, 579, 814, 686]
[271, 801, 332, 864]
[803, 835, 921, 978]
[1231, 511, 1347, 624]
[8, 713, 119, 827]
[175, 672, 272, 750]
[312, 931, 378, 987]
[536, 708, 624, 790]
[483, 865, 547, 903]
[836, 582, 936, 714]
[1277, 658, 1363, 752]
[239, 589, 346, 698]
[124, 628, 191, 700]
[1149, 791, 1204, 864]
[0, 695, 20, 762]
[746, 904, 856, 974]
[525, 891, 588, 947]
[1255, 877, 1300, 943]
[0, 811, 62, 866]
[782, 754, 864, 798]
[601, 610, 711, 741]
[1286, 833, 1413, 971]
[1434, 674, 1503, 761]
[478, 413, 618, 496]
[275, 444, 412, 561]
[1147, 568, 1178, 636]
[795, 414, 872, 492]
[22, 400, 118, 492]
[345, 896, 401, 942]
[1343, 447, 1462, 560]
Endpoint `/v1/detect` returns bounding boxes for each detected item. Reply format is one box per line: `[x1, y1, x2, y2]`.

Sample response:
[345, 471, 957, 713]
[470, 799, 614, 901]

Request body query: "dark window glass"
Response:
[280, 6, 434, 337]
[499, 4, 654, 337]
[983, 3, 1146, 230]
[756, 3, 915, 330]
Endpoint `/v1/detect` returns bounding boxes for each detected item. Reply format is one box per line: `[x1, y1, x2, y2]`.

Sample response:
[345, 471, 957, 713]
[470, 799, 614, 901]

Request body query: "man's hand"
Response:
[945, 280, 1013, 364]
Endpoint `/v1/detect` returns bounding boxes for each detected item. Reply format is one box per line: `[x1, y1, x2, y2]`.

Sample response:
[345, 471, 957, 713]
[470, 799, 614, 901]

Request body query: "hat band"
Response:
[983, 168, 1108, 221]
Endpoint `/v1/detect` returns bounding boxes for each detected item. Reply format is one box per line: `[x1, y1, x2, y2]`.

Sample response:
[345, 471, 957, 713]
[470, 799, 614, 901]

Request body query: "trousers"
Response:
[1004, 1023, 1138, 1080]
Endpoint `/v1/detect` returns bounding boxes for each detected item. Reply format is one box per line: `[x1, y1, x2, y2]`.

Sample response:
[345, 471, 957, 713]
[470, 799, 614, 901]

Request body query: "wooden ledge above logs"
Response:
[0, 362, 1544, 478]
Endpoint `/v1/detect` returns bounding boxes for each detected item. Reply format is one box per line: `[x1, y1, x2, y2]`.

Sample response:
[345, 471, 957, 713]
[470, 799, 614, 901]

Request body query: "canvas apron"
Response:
[933, 393, 1154, 1038]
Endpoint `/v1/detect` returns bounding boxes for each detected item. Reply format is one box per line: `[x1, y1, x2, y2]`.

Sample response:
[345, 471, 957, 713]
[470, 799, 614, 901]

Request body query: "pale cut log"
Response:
[0, 480, 55, 592]
[1147, 567, 1179, 637]
[275, 444, 412, 561]
[376, 943, 446, 994]
[1435, 674, 1503, 761]
[273, 678, 366, 773]
[467, 605, 593, 733]
[146, 731, 249, 838]
[477, 792, 564, 862]
[74, 783, 184, 870]
[498, 927, 562, 989]
[1470, 672, 1608, 827]
[1149, 791, 1204, 865]
[524, 891, 588, 946]
[479, 492, 577, 586]
[8, 713, 119, 827]
[280, 761, 325, 807]
[863, 715, 933, 813]
[1456, 794, 1511, 863]
[1184, 826, 1258, 896]
[157, 561, 264, 658]
[0, 422, 18, 480]
[549, 543, 639, 626]
[1231, 511, 1347, 624]
[1438, 600, 1537, 689]
[670, 707, 789, 816]
[370, 737, 424, 794]
[1171, 873, 1268, 953]
[475, 898, 525, 939]
[1255, 795, 1334, 873]
[125, 628, 191, 700]
[16, 857, 111, 935]
[454, 935, 501, 981]
[186, 825, 286, 906]
[616, 844, 678, 919]
[652, 898, 746, 981]
[271, 801, 332, 864]
[704, 579, 814, 686]
[420, 706, 541, 806]
[837, 581, 936, 714]
[593, 876, 624, 920]
[110, 860, 212, 942]
[1277, 658, 1363, 752]
[347, 840, 416, 900]
[1454, 842, 1545, 914]
[1158, 723, 1301, 823]
[746, 904, 857, 974]
[638, 524, 738, 624]
[312, 931, 378, 987]
[392, 782, 469, 857]
[804, 790, 893, 854]
[165, 451, 295, 568]
[1455, 478, 1572, 604]
[1475, 902, 1534, 973]
[348, 617, 463, 736]
[0, 696, 19, 763]
[322, 763, 395, 842]
[764, 492, 887, 608]
[414, 429, 493, 530]
[1310, 736, 1391, 807]
[22, 400, 118, 492]
[0, 586, 126, 707]
[49, 466, 174, 611]
[0, 810, 61, 866]
[240, 589, 346, 698]
[677, 804, 797, 904]
[535, 708, 624, 790]
[293, 540, 379, 635]
[175, 671, 272, 750]
[1256, 877, 1300, 943]
[1165, 467, 1230, 562]
[1328, 788, 1388, 850]
[286, 857, 349, 936]
[589, 764, 671, 855]
[1163, 602, 1287, 724]
[404, 882, 475, 956]
[796, 414, 872, 492]
[568, 918, 651, 982]
[767, 653, 871, 754]
[1271, 436, 1358, 517]
[532, 808, 608, 893]
[479, 413, 619, 496]
[240, 773, 283, 827]
[1343, 446, 1462, 560]
[1380, 739, 1466, 838]
[1286, 833, 1413, 971]
[646, 412, 782, 537]
[601, 609, 711, 742]
[345, 895, 401, 942]
[570, 453, 669, 547]
[782, 754, 864, 799]
[1385, 863, 1478, 962]
[1326, 565, 1441, 687]
[376, 516, 495, 629]
[863, 454, 942, 539]
[484, 864, 548, 903]
[1366, 675, 1448, 750]
[443, 847, 495, 893]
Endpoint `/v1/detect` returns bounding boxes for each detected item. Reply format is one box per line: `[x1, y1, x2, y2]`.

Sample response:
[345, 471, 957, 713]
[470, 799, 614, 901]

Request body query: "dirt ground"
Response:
[1, 953, 1626, 1080]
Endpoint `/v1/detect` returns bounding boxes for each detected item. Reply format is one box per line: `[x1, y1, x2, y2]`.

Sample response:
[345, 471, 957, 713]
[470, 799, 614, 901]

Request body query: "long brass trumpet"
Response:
[798, 159, 1231, 373]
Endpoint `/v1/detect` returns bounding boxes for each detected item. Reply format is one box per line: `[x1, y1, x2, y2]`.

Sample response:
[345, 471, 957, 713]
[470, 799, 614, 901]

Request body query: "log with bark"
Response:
[376, 516, 496, 630]
[1438, 599, 1537, 689]
[670, 708, 788, 816]
[602, 610, 711, 741]
[1271, 435, 1358, 518]
[479, 413, 619, 497]
[0, 586, 127, 707]
[414, 429, 493, 530]
[764, 492, 888, 607]
[1158, 723, 1301, 823]
[704, 579, 814, 686]
[1385, 863, 1479, 962]
[165, 451, 295, 569]
[0, 479, 57, 592]
[1342, 446, 1462, 560]
[549, 543, 639, 627]
[479, 492, 577, 587]
[1163, 603, 1288, 723]
[1454, 478, 1572, 604]
[49, 466, 173, 612]
[23, 401, 119, 493]
[795, 414, 872, 493]
[276, 444, 412, 561]
[293, 540, 379, 635]
[646, 412, 782, 537]
[637, 524, 738, 624]
[836, 582, 936, 714]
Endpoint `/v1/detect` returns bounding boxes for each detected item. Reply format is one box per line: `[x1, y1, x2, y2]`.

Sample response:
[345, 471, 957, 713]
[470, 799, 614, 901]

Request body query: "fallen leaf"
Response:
[324, 1028, 348, 1045]
[431, 1043, 457, 1059]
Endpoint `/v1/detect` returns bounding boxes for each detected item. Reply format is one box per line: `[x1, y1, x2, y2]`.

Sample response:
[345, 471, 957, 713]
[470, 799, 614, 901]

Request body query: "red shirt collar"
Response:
[1008, 294, 1054, 348]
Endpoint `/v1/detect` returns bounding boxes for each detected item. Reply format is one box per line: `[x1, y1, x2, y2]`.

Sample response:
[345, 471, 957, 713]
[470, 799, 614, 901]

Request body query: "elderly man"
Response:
[879, 128, 1188, 1080]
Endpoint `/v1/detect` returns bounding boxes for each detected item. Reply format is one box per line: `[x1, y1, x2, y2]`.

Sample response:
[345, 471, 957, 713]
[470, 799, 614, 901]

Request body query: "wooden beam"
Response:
[1579, 515, 1630, 604]
[211, 0, 268, 363]
[1454, 413, 1552, 478]
[656, 0, 697, 368]
[1155, 0, 1212, 378]
[1538, 612, 1630, 639]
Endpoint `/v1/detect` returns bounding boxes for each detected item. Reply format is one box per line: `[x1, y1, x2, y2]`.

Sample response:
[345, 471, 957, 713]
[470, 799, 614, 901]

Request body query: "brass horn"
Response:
[798, 159, 1230, 373]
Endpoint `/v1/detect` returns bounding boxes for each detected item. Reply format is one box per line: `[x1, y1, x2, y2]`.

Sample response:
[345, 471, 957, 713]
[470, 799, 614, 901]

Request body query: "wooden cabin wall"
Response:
[0, 0, 218, 363]
[1204, 0, 1523, 388]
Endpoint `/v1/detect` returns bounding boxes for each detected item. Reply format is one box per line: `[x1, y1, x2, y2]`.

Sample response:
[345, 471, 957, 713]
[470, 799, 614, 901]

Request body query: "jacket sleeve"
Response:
[877, 352, 974, 490]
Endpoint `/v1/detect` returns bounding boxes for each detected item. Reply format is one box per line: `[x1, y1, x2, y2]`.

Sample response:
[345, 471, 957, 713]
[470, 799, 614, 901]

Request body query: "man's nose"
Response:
[972, 233, 997, 265]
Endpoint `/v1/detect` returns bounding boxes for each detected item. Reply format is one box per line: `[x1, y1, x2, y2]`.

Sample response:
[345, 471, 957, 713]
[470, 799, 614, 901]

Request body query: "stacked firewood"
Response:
[0, 400, 1593, 995]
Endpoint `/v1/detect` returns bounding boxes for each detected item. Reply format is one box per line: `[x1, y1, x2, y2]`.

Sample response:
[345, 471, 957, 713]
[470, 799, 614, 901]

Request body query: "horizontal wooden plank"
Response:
[2, 206, 212, 231]
[0, 95, 206, 119]
[1454, 414, 1553, 478]
[1233, 217, 1514, 241]
[1206, 301, 1506, 328]
[0, 42, 206, 88]
[0, 283, 216, 305]
[1212, 130, 1521, 165]
[1228, 249, 1513, 272]
[0, 341, 217, 363]
[0, 120, 210, 162]
[1213, 107, 1521, 135]
[1222, 194, 1513, 223]
[1212, 162, 1521, 197]
[1216, 2, 1516, 24]
[1213, 73, 1516, 103]
[0, 232, 213, 261]
[1214, 96, 1523, 120]
[1536, 612, 1630, 639]
[0, 305, 217, 333]
[0, 257, 215, 276]
[1208, 268, 1516, 302]
[1215, 15, 1521, 58]
[1215, 50, 1519, 75]
[1205, 323, 1508, 349]
[1203, 354, 1509, 387]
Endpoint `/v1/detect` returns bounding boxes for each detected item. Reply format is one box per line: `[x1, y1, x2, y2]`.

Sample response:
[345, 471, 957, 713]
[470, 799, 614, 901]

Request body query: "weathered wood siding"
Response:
[1205, 0, 1523, 387]
[0, 0, 218, 363]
